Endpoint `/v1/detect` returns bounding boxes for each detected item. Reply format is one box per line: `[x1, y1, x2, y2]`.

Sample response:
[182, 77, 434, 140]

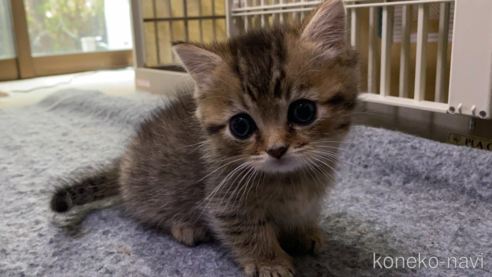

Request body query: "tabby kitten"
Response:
[50, 0, 359, 276]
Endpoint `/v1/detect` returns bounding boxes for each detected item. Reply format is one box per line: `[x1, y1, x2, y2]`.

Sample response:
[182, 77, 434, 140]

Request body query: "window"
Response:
[0, 0, 15, 60]
[24, 0, 133, 57]
[0, 0, 134, 81]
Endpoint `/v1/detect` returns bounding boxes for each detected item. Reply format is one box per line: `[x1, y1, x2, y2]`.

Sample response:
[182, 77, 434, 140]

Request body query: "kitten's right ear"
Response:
[172, 42, 224, 91]
[301, 0, 346, 50]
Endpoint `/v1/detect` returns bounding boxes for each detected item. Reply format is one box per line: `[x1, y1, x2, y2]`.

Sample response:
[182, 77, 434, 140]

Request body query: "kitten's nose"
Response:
[266, 146, 288, 159]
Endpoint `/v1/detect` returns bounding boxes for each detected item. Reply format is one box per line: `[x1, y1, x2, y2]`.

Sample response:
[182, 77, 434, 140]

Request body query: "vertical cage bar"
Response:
[243, 0, 248, 31]
[236, 0, 246, 35]
[368, 6, 378, 94]
[212, 0, 217, 38]
[248, 0, 253, 31]
[435, 2, 450, 103]
[167, 0, 175, 62]
[399, 5, 411, 98]
[380, 6, 393, 96]
[199, 0, 204, 41]
[294, 0, 301, 22]
[152, 0, 161, 65]
[300, 0, 305, 21]
[272, 0, 280, 24]
[345, 7, 352, 43]
[245, 0, 253, 31]
[414, 4, 429, 101]
[261, 0, 267, 27]
[183, 0, 189, 41]
[226, 0, 235, 37]
[131, 0, 146, 68]
[254, 0, 261, 28]
[350, 8, 360, 49]
[279, 0, 287, 24]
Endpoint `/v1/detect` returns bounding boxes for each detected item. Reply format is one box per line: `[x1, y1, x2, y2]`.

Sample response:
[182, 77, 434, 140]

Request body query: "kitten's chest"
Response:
[265, 186, 324, 228]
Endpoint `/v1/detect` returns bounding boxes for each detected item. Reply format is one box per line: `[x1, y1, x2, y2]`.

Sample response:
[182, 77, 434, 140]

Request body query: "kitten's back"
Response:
[118, 91, 209, 229]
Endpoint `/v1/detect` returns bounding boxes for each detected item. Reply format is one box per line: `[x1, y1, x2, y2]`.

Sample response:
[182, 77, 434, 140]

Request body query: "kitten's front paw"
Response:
[244, 258, 295, 277]
[171, 224, 210, 246]
[302, 228, 327, 255]
[283, 227, 327, 256]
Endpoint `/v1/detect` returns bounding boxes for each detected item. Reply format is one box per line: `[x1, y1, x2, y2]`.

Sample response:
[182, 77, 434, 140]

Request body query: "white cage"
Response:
[131, 0, 492, 147]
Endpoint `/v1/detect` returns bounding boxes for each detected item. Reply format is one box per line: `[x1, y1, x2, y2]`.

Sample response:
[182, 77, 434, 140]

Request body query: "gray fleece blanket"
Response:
[0, 90, 491, 277]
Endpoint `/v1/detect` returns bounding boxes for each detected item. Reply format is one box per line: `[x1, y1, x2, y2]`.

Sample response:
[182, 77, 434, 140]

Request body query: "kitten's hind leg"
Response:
[171, 221, 211, 247]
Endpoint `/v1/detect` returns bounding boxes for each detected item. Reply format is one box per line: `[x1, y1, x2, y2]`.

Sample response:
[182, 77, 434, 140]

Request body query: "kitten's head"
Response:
[174, 0, 359, 174]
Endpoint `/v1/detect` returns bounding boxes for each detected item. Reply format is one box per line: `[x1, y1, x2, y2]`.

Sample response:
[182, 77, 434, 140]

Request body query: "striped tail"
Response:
[50, 164, 120, 213]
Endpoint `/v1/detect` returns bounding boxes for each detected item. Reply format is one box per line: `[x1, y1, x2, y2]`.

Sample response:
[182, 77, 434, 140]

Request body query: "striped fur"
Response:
[51, 1, 359, 276]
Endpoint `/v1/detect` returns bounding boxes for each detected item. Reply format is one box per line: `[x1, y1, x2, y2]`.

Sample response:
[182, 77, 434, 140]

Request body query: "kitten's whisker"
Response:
[312, 153, 357, 178]
[189, 144, 206, 154]
[309, 156, 338, 184]
[312, 153, 341, 169]
[312, 140, 345, 149]
[312, 150, 343, 160]
[235, 169, 256, 206]
[306, 158, 337, 186]
[206, 163, 249, 203]
[312, 145, 353, 154]
[244, 169, 260, 203]
[195, 163, 249, 220]
[316, 144, 350, 152]
[305, 157, 325, 183]
[187, 140, 211, 153]
[311, 154, 338, 174]
[303, 157, 325, 194]
[238, 168, 256, 203]
[195, 155, 248, 183]
[182, 140, 208, 148]
[216, 164, 253, 210]
[243, 168, 261, 204]
[255, 171, 264, 201]
[197, 163, 246, 208]
[312, 150, 358, 168]
[227, 166, 255, 206]
[315, 139, 354, 145]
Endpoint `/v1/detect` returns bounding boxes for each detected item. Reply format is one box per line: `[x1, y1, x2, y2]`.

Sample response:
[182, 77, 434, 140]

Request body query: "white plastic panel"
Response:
[448, 0, 492, 118]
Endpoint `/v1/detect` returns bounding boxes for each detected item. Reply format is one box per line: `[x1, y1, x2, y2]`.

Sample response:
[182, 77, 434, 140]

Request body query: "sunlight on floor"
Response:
[0, 67, 137, 108]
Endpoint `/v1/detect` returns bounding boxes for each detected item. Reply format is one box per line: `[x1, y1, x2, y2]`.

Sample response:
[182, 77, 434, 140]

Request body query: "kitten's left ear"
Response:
[301, 0, 346, 49]
[172, 42, 224, 91]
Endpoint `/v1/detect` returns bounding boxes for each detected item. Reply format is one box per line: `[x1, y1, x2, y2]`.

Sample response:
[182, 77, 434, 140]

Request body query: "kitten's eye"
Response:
[229, 114, 256, 139]
[288, 99, 317, 125]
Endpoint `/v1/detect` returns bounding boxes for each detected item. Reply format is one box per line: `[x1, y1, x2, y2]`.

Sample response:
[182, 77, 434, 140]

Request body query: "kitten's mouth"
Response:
[256, 154, 303, 174]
